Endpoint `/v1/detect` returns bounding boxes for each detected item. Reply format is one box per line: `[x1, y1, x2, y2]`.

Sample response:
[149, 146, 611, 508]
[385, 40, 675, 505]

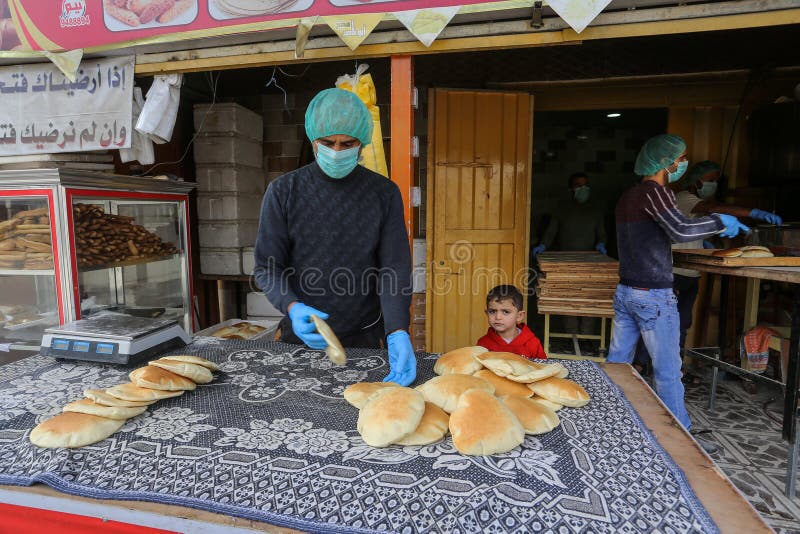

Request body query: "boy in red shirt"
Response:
[476, 284, 546, 359]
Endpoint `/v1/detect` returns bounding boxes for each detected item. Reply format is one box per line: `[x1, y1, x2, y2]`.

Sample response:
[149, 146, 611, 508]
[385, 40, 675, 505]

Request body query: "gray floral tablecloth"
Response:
[0, 339, 717, 533]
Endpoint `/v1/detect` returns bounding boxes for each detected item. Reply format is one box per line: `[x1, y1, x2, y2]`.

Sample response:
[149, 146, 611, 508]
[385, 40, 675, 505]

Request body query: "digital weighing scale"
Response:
[40, 312, 191, 365]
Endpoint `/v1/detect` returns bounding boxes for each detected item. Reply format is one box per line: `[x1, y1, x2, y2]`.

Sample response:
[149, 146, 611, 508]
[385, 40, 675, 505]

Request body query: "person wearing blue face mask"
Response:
[253, 88, 416, 386]
[532, 172, 608, 337]
[635, 160, 784, 383]
[609, 134, 748, 451]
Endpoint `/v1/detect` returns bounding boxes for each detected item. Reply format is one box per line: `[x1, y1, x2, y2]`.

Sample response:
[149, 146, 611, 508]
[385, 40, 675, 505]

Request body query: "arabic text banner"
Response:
[0, 56, 133, 156]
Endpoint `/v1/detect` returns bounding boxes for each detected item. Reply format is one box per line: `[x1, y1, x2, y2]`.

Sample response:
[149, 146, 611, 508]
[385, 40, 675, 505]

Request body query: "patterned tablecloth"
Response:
[0, 339, 718, 533]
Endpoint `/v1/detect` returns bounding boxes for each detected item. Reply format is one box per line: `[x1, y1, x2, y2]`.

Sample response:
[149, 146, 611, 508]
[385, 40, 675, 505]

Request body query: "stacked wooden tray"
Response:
[535, 252, 619, 317]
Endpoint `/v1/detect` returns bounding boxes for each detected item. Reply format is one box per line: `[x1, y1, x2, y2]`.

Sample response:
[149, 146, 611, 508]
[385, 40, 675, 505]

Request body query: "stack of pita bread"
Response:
[29, 355, 218, 448]
[346, 346, 590, 456]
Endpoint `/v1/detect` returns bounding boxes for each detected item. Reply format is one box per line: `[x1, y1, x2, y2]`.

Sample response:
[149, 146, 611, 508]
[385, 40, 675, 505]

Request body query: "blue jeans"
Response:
[607, 284, 691, 429]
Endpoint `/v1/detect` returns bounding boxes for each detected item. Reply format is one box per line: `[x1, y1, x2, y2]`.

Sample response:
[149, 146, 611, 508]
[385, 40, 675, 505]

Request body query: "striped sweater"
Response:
[615, 180, 724, 289]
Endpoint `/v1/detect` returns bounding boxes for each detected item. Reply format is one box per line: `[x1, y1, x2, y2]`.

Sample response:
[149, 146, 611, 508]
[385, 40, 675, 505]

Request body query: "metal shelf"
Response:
[78, 253, 181, 273]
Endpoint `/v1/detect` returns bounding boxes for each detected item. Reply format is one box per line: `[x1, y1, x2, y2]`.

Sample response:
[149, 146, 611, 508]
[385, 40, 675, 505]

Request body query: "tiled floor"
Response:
[683, 373, 800, 534]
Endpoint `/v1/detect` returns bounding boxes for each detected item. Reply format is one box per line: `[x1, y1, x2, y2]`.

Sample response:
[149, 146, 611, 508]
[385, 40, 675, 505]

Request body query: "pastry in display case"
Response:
[0, 169, 195, 349]
[0, 197, 60, 346]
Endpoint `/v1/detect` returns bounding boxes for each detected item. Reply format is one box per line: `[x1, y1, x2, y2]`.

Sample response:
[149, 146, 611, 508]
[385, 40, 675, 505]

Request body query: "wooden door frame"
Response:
[425, 88, 534, 352]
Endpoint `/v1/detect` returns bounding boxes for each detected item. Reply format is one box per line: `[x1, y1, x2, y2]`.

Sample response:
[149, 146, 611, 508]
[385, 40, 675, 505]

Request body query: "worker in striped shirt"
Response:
[607, 134, 749, 431]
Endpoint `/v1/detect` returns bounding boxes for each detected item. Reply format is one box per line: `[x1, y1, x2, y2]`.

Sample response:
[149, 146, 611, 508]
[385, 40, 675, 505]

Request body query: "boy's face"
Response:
[486, 298, 525, 338]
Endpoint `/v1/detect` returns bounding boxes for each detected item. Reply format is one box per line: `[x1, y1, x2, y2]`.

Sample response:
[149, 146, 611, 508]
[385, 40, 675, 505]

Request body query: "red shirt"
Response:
[476, 323, 547, 360]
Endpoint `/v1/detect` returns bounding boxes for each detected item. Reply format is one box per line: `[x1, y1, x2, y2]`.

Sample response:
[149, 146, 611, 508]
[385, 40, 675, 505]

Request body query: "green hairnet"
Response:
[634, 134, 686, 176]
[304, 88, 373, 146]
[685, 160, 721, 186]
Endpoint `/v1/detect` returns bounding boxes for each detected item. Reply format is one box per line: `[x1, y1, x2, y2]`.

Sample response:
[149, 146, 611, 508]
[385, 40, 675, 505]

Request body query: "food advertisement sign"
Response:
[0, 56, 133, 155]
[5, 0, 504, 52]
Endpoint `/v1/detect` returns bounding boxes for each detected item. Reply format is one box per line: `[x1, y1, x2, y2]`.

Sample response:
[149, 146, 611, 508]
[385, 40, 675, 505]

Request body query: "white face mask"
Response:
[697, 180, 718, 199]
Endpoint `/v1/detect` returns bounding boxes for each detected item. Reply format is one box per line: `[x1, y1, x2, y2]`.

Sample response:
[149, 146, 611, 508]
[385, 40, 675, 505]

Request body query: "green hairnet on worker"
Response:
[634, 134, 688, 181]
[304, 88, 373, 180]
[684, 160, 721, 187]
[254, 86, 416, 387]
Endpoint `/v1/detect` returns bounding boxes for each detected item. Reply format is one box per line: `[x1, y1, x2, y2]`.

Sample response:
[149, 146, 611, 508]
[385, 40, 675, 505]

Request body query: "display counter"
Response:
[0, 169, 195, 349]
[0, 339, 768, 533]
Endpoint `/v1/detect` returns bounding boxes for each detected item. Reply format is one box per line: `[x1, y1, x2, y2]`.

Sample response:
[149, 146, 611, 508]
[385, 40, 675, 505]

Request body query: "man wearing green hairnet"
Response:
[253, 88, 416, 386]
[635, 160, 783, 379]
[607, 134, 749, 436]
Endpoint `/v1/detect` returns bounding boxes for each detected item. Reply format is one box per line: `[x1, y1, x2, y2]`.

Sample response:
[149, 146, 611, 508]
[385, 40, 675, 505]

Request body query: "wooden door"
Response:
[426, 89, 533, 353]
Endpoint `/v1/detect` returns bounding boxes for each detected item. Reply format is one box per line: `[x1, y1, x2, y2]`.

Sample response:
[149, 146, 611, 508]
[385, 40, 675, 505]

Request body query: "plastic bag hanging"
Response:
[120, 87, 155, 165]
[335, 64, 388, 178]
[136, 73, 183, 144]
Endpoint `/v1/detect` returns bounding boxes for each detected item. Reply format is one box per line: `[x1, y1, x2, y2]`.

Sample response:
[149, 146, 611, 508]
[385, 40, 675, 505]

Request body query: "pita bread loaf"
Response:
[64, 398, 147, 420]
[481, 356, 563, 383]
[527, 377, 590, 407]
[343, 382, 399, 409]
[84, 389, 155, 407]
[130, 366, 197, 391]
[449, 389, 525, 455]
[530, 397, 563, 412]
[434, 346, 487, 375]
[311, 315, 346, 366]
[148, 359, 213, 384]
[155, 355, 219, 371]
[106, 383, 184, 402]
[473, 369, 534, 398]
[500, 395, 560, 434]
[395, 402, 449, 446]
[357, 387, 425, 447]
[553, 363, 569, 378]
[30, 412, 125, 448]
[415, 374, 495, 413]
[741, 249, 774, 258]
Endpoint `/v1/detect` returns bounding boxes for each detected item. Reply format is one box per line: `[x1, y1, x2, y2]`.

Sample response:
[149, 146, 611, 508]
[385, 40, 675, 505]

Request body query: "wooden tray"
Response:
[673, 249, 800, 267]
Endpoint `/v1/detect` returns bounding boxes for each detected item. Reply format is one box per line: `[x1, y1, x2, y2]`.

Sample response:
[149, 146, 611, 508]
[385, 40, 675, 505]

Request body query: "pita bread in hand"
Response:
[30, 412, 125, 448]
[449, 388, 524, 455]
[64, 398, 147, 420]
[357, 387, 425, 447]
[433, 346, 487, 375]
[343, 382, 400, 409]
[311, 314, 346, 366]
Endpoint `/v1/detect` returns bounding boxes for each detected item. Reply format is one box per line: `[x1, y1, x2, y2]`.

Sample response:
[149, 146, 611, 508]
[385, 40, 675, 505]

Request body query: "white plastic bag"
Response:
[136, 73, 182, 144]
[120, 87, 155, 165]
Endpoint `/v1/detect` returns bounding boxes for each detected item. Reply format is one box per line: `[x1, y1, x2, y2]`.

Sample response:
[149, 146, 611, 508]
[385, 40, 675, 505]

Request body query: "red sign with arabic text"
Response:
[10, 0, 492, 52]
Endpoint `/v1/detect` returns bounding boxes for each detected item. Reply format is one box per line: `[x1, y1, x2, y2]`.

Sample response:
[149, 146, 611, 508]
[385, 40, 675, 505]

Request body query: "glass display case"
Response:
[0, 169, 195, 349]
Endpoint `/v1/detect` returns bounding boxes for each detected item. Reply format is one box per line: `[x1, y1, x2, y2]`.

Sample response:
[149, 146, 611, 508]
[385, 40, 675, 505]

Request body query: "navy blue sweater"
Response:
[253, 162, 412, 337]
[616, 180, 724, 289]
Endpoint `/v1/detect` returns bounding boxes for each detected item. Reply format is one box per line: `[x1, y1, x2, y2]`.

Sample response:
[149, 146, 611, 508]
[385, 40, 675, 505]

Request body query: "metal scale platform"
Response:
[40, 312, 190, 365]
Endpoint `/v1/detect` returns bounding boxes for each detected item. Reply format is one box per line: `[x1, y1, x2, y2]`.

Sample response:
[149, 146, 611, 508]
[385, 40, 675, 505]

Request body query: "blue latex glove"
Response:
[288, 303, 329, 349]
[749, 208, 782, 225]
[384, 331, 416, 386]
[531, 244, 546, 257]
[715, 213, 750, 239]
[595, 242, 607, 255]
[702, 240, 715, 249]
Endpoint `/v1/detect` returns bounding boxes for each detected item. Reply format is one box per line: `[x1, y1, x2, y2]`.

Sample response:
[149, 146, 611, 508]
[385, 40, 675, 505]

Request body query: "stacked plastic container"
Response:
[194, 103, 264, 275]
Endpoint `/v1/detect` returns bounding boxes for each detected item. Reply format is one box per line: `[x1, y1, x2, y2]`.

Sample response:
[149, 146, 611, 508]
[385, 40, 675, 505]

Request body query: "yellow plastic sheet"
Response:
[336, 65, 388, 178]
